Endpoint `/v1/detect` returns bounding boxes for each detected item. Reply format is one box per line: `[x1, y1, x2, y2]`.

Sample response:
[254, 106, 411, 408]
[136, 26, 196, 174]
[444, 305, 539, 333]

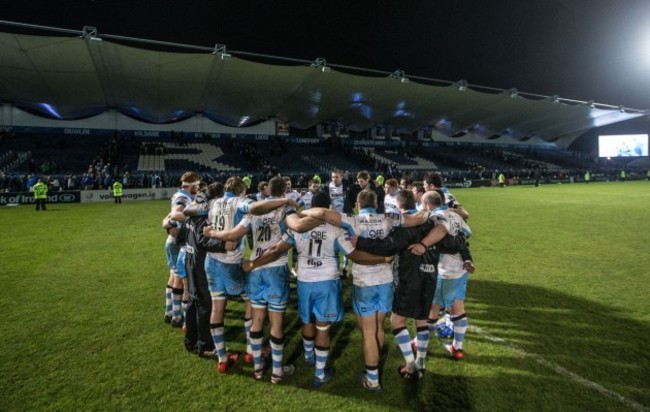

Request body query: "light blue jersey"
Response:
[283, 222, 354, 282]
[341, 208, 399, 287]
[207, 192, 253, 263]
[243, 202, 295, 268]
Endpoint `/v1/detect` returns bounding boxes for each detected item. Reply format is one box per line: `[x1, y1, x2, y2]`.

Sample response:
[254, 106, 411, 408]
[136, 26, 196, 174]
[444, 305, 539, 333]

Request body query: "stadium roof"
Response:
[0, 28, 645, 144]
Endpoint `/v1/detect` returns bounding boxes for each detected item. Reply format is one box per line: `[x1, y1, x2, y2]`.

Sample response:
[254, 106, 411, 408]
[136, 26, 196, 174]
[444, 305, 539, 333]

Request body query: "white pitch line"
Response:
[470, 326, 649, 412]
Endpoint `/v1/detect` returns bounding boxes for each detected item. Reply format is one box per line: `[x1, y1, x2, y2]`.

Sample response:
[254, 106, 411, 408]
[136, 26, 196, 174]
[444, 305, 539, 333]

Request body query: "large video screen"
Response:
[598, 134, 648, 157]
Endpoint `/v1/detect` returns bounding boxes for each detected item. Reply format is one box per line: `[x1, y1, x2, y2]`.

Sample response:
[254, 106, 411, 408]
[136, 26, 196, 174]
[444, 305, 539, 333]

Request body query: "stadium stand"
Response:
[1, 131, 648, 192]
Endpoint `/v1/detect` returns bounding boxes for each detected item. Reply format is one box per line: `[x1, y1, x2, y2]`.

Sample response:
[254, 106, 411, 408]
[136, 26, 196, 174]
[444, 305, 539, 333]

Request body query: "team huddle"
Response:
[161, 169, 474, 392]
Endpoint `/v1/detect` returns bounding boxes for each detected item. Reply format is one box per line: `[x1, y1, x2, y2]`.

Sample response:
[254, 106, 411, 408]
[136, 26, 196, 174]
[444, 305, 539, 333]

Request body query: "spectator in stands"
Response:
[51, 176, 60, 192]
[26, 174, 38, 192]
[67, 175, 75, 190]
[81, 173, 93, 190]
[102, 173, 111, 190]
[0, 172, 8, 192]
[297, 173, 307, 187]
[122, 171, 132, 189]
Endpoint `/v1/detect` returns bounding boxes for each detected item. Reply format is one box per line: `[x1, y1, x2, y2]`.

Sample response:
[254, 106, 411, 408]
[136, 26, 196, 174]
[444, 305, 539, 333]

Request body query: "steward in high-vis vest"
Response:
[33, 179, 48, 211]
[498, 173, 506, 188]
[113, 180, 123, 204]
[242, 175, 252, 192]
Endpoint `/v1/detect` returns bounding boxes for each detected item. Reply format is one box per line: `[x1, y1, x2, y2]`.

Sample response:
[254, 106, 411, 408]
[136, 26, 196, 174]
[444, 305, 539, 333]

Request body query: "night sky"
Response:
[2, 0, 650, 112]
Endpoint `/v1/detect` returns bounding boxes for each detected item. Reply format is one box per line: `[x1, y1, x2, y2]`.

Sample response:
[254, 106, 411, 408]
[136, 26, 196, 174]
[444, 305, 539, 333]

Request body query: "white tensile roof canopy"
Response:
[0, 30, 644, 145]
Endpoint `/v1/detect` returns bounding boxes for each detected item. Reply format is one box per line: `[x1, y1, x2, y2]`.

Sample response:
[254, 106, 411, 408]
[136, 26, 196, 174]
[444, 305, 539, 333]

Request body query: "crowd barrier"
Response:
[80, 187, 175, 203]
[0, 187, 175, 205]
[0, 177, 642, 205]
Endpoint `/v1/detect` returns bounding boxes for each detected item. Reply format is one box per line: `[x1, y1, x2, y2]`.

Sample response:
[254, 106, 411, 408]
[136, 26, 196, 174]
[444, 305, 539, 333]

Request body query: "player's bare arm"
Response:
[348, 249, 393, 265]
[285, 213, 323, 233]
[203, 221, 248, 241]
[248, 198, 298, 215]
[242, 240, 292, 272]
[300, 207, 343, 226]
[408, 223, 449, 255]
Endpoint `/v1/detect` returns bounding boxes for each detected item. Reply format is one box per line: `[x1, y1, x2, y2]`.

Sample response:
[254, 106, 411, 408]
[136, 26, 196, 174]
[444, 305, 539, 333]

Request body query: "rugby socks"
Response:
[210, 322, 227, 362]
[244, 318, 253, 357]
[415, 326, 430, 369]
[366, 365, 379, 386]
[303, 333, 315, 363]
[393, 327, 415, 365]
[250, 330, 264, 372]
[270, 335, 284, 377]
[164, 285, 173, 317]
[314, 346, 330, 380]
[451, 314, 468, 350]
[171, 288, 183, 321]
[427, 317, 438, 332]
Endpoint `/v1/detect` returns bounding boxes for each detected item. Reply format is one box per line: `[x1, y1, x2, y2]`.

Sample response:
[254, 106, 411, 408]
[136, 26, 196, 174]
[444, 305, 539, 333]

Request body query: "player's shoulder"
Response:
[430, 210, 449, 224]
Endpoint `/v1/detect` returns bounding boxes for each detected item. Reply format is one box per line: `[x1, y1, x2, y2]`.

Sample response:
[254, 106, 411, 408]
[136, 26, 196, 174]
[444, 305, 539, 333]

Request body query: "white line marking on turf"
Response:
[470, 326, 649, 412]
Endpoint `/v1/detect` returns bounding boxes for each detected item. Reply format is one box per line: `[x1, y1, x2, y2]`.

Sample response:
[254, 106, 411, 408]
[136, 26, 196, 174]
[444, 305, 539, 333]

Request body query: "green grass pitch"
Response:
[0, 181, 648, 411]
